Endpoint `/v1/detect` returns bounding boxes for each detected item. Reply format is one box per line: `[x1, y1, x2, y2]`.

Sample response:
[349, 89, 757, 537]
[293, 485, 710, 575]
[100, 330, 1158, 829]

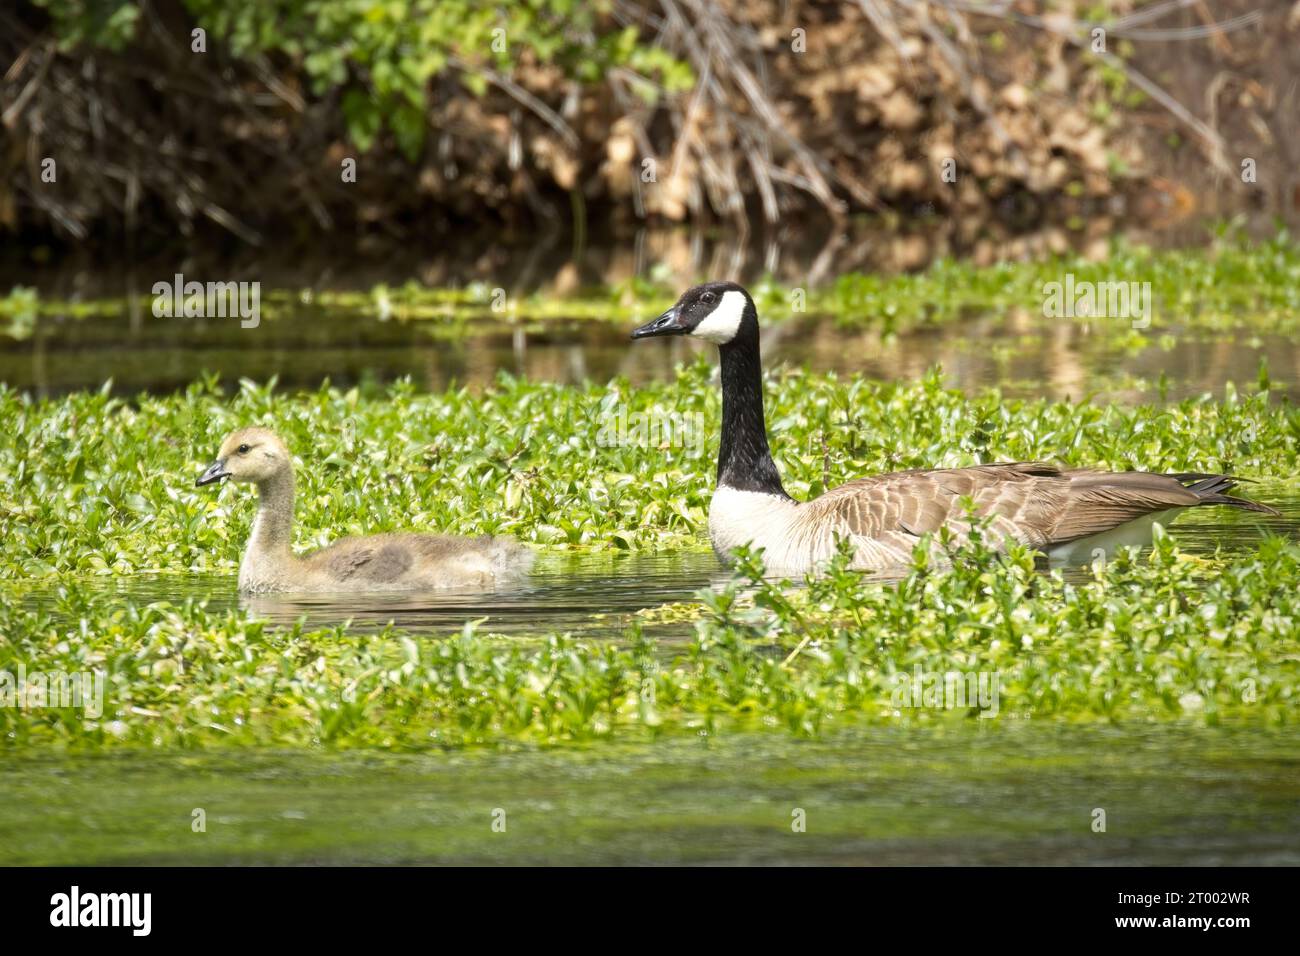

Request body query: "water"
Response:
[6, 240, 1297, 864]
[6, 301, 1297, 402]
[5, 221, 1298, 403]
[2, 724, 1296, 864]
[7, 498, 1298, 865]
[19, 485, 1298, 646]
[242, 551, 727, 640]
[23, 551, 726, 641]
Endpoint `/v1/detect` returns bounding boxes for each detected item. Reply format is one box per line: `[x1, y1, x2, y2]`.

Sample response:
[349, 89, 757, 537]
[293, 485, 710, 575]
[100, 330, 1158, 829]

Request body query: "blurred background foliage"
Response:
[2, 1, 1296, 259]
[31, 0, 693, 158]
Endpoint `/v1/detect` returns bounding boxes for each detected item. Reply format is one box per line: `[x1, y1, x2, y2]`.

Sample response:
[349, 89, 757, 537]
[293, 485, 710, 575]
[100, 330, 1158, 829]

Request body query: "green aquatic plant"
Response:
[0, 287, 40, 340]
[347, 233, 1300, 331]
[805, 234, 1300, 331]
[1, 529, 1296, 751]
[0, 353, 1295, 752]
[0, 363, 1294, 578]
[7, 236, 1298, 340]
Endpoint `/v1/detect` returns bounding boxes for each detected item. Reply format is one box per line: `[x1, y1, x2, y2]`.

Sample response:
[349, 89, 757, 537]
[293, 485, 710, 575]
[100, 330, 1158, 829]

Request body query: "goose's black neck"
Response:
[716, 329, 789, 498]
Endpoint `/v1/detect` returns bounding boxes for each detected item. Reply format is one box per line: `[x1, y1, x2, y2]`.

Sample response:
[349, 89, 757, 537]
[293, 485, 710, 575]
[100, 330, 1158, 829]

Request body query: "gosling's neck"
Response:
[246, 467, 296, 564]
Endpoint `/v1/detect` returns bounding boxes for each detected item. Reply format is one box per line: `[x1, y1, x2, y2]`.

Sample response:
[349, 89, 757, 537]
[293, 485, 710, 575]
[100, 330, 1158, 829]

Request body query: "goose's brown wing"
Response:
[799, 462, 1268, 550]
[1046, 469, 1196, 542]
[800, 462, 1068, 548]
[1049, 469, 1277, 541]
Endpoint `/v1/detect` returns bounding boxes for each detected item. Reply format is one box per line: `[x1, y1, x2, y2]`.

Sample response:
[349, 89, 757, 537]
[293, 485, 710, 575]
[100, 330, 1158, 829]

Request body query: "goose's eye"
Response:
[700, 292, 715, 304]
[237, 444, 250, 455]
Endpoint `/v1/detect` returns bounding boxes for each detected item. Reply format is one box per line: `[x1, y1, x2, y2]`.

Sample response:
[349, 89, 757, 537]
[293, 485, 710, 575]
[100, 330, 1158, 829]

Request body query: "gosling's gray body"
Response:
[199, 427, 533, 593]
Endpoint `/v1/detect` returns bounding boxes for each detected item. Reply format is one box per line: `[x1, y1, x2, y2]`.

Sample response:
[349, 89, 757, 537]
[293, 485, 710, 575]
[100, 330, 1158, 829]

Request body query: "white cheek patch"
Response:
[690, 290, 746, 344]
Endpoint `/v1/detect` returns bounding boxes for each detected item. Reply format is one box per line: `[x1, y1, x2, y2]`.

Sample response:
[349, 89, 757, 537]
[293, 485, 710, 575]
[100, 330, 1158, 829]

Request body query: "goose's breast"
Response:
[709, 486, 928, 572]
[708, 486, 803, 568]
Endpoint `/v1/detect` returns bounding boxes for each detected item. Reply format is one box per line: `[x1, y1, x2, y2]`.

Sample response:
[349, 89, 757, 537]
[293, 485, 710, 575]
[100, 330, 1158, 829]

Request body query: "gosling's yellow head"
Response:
[196, 427, 292, 487]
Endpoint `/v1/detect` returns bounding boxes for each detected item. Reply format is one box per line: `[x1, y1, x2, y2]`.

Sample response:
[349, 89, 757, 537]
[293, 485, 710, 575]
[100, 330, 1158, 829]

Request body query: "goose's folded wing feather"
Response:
[1047, 470, 1205, 542]
[800, 462, 1212, 549]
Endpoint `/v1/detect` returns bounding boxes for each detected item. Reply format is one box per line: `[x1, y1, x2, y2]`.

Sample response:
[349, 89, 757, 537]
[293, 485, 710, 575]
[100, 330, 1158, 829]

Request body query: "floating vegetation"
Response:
[0, 363, 1295, 577]
[6, 236, 1300, 336]
[1, 362, 1295, 751]
[2, 530, 1297, 751]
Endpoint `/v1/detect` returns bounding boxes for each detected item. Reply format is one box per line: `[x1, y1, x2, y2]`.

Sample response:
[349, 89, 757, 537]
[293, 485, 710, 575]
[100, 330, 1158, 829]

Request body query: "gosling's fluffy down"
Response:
[196, 426, 534, 593]
[285, 531, 534, 594]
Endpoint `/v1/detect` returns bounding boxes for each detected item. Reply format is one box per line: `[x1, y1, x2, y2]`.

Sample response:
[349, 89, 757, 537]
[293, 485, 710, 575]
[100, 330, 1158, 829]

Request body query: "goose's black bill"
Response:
[196, 459, 231, 487]
[631, 306, 685, 339]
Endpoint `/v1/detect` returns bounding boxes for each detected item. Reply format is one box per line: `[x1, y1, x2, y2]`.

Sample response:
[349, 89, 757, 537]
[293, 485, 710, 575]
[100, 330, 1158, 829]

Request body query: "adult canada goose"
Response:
[196, 427, 534, 592]
[632, 281, 1278, 572]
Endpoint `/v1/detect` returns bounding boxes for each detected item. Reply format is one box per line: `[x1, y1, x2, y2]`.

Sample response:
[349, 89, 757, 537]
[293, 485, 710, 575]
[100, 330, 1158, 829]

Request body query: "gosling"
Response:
[195, 426, 534, 593]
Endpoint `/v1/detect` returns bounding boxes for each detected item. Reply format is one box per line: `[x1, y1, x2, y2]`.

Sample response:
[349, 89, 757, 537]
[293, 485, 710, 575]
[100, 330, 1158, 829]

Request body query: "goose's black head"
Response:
[631, 281, 757, 347]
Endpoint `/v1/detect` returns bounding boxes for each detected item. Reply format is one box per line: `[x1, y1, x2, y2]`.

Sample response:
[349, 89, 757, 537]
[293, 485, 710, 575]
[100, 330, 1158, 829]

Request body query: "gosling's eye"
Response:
[700, 292, 715, 304]
[237, 444, 250, 454]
